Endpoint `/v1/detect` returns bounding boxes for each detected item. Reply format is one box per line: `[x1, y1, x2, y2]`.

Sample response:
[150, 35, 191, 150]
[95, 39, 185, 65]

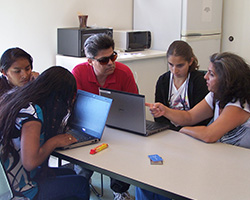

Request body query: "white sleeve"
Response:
[205, 92, 214, 109]
[227, 101, 250, 113]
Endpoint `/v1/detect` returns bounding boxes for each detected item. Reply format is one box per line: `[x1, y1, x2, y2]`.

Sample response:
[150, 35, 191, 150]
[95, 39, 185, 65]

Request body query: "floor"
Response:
[89, 172, 135, 200]
[49, 156, 135, 200]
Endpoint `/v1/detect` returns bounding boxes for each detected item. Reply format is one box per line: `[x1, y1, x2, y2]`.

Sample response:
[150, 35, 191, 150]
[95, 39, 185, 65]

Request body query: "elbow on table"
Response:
[202, 135, 219, 143]
[197, 127, 220, 143]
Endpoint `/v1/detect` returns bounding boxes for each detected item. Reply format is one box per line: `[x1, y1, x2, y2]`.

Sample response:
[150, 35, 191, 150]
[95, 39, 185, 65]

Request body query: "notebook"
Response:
[0, 162, 13, 200]
[99, 88, 170, 136]
[61, 89, 112, 150]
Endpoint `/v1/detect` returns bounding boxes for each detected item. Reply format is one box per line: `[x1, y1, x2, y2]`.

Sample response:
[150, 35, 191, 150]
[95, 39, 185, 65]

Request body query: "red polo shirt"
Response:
[72, 62, 138, 95]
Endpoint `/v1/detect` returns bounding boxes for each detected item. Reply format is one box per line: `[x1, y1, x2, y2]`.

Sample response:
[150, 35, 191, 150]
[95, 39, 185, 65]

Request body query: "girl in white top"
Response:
[146, 52, 250, 148]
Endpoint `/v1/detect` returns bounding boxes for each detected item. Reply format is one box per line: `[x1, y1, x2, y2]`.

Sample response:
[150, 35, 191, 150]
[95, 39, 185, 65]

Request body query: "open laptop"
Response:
[61, 89, 112, 149]
[99, 88, 169, 136]
[0, 162, 13, 200]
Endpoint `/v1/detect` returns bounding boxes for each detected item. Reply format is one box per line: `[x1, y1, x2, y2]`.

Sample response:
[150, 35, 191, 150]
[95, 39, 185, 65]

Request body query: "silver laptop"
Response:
[61, 89, 112, 149]
[0, 162, 13, 200]
[99, 88, 169, 136]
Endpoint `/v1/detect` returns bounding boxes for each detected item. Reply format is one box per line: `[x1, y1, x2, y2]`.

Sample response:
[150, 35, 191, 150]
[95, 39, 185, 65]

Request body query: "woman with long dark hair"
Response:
[0, 47, 39, 96]
[154, 40, 209, 130]
[149, 52, 250, 147]
[0, 66, 89, 200]
[136, 52, 250, 200]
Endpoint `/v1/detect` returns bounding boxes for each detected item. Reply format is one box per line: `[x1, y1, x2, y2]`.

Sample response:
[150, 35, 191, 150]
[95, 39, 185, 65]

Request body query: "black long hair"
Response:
[0, 66, 77, 161]
[0, 47, 33, 96]
[0, 47, 33, 73]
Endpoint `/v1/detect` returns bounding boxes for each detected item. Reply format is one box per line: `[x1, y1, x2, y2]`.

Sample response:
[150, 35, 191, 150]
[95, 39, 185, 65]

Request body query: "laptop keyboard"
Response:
[67, 129, 94, 142]
[146, 120, 168, 131]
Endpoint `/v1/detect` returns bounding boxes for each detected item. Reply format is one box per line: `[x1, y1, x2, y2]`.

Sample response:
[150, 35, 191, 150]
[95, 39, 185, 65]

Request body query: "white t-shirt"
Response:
[205, 92, 250, 148]
[169, 73, 190, 111]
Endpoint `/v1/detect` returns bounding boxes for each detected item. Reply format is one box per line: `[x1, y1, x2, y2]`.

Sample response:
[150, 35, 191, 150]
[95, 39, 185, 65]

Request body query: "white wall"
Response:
[133, 0, 182, 52]
[221, 0, 250, 64]
[0, 0, 133, 73]
[1, 0, 248, 73]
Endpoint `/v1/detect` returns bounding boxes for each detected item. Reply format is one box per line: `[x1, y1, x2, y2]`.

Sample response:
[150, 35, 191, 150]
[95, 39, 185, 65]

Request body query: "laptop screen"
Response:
[69, 90, 112, 138]
[99, 88, 147, 134]
[0, 162, 13, 200]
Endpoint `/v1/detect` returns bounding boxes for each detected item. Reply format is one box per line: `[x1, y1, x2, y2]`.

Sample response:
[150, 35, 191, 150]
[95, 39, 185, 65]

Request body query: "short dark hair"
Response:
[84, 33, 114, 58]
[0, 47, 33, 73]
[166, 40, 199, 72]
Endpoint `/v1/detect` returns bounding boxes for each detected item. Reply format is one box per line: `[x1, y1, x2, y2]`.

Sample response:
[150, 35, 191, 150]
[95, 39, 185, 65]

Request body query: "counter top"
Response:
[56, 49, 166, 71]
[116, 49, 166, 62]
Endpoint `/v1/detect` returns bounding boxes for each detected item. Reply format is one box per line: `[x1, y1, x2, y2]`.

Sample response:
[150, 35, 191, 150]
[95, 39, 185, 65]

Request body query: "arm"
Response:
[189, 71, 211, 126]
[146, 99, 213, 126]
[72, 64, 86, 90]
[155, 72, 169, 105]
[122, 68, 139, 94]
[154, 72, 173, 124]
[21, 121, 77, 171]
[180, 106, 250, 143]
[189, 71, 209, 107]
[124, 75, 138, 94]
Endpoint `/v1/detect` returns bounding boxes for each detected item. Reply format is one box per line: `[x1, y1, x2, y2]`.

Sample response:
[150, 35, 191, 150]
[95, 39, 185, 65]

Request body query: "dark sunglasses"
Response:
[94, 51, 118, 65]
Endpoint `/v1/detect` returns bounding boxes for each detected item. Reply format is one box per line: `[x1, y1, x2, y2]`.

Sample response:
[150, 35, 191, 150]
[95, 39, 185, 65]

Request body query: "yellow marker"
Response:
[90, 143, 108, 154]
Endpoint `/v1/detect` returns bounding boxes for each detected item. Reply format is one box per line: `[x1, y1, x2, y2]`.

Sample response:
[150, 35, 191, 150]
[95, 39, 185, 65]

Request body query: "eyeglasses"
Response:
[93, 51, 118, 65]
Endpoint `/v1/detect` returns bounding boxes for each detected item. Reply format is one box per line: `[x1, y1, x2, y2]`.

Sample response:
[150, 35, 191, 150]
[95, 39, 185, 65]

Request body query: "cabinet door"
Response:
[181, 34, 221, 70]
[181, 0, 223, 35]
[221, 0, 250, 63]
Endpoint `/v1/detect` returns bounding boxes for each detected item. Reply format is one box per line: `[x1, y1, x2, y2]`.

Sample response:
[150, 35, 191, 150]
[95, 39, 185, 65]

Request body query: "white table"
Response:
[53, 127, 250, 200]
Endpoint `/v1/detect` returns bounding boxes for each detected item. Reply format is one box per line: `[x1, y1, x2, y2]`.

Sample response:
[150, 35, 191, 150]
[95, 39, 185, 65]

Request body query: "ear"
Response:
[189, 57, 194, 66]
[88, 58, 93, 66]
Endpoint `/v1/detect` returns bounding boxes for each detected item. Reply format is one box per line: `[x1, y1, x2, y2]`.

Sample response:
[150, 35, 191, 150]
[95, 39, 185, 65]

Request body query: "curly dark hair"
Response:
[166, 40, 199, 72]
[210, 52, 250, 109]
[0, 66, 77, 161]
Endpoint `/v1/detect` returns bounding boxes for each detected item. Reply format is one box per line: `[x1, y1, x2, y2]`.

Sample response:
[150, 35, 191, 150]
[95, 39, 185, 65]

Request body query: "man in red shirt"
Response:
[72, 33, 138, 200]
[72, 33, 138, 95]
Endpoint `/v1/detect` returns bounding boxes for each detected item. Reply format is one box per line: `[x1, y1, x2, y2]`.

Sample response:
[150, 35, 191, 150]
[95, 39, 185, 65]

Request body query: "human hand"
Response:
[145, 102, 166, 118]
[53, 133, 78, 148]
[30, 71, 39, 81]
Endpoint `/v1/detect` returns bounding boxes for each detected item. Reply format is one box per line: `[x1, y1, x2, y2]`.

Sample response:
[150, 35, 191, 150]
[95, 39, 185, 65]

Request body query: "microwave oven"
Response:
[113, 30, 151, 52]
[57, 27, 113, 57]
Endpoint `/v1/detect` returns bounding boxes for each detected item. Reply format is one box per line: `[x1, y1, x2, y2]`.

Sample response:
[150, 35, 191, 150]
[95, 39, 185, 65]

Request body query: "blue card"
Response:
[148, 154, 163, 164]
